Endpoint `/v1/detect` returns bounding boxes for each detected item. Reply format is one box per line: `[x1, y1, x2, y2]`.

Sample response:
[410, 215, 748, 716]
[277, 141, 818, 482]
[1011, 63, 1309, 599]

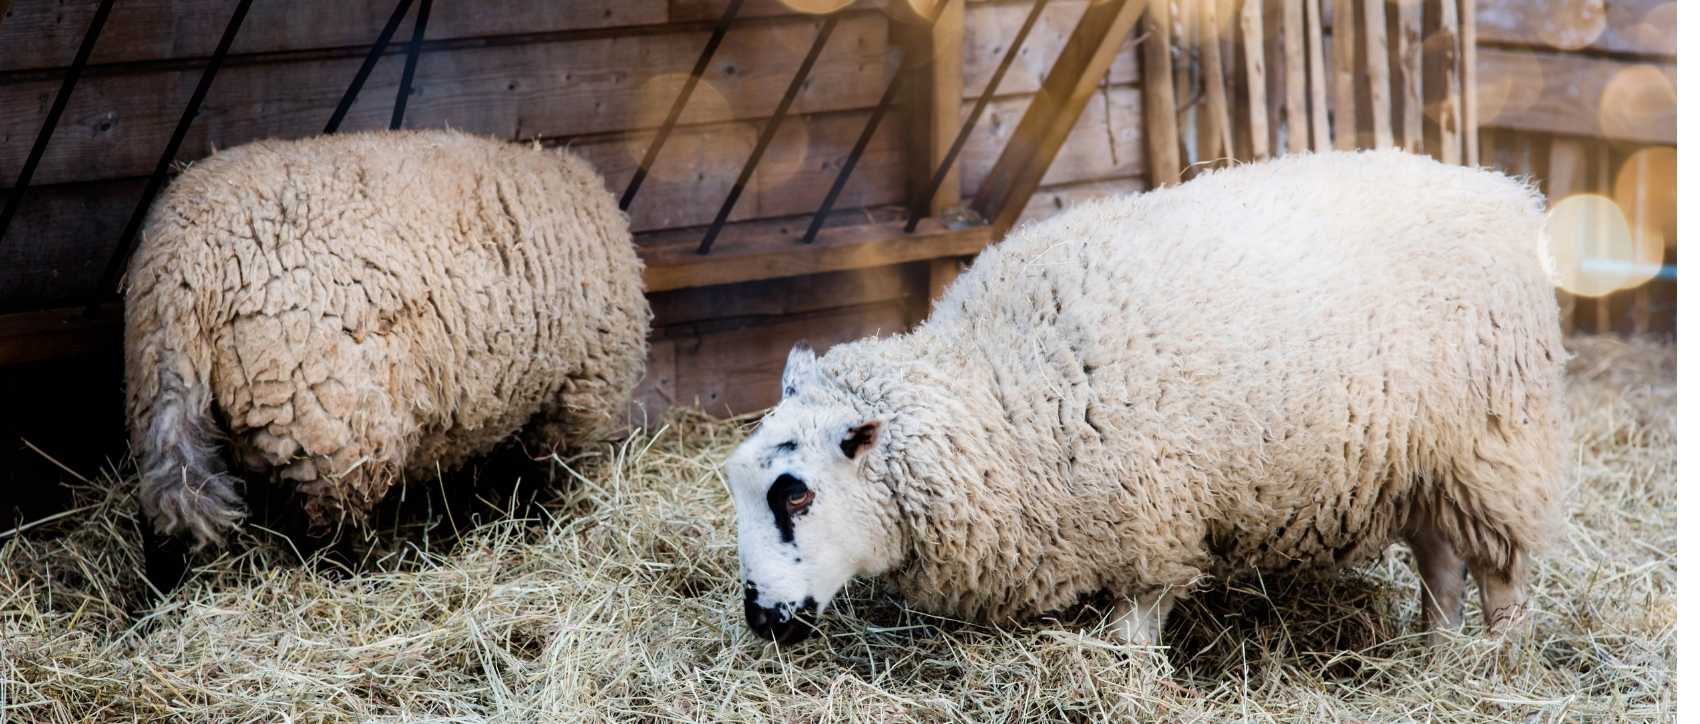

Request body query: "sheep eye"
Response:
[786, 488, 815, 513]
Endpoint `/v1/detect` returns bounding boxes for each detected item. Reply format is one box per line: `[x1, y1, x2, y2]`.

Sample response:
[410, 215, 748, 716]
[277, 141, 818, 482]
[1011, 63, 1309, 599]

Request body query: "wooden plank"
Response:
[631, 339, 678, 427]
[1241, 0, 1270, 159]
[671, 300, 911, 415]
[1329, 0, 1356, 149]
[1280, 0, 1307, 153]
[960, 87, 1145, 193]
[650, 263, 922, 330]
[1424, 0, 1462, 164]
[1176, 0, 1198, 168]
[963, 0, 1140, 99]
[1474, 0, 1674, 58]
[1460, 0, 1478, 164]
[640, 215, 994, 292]
[1546, 137, 1587, 334]
[1015, 176, 1146, 225]
[970, 0, 1146, 234]
[898, 0, 964, 216]
[1393, 0, 1424, 153]
[927, 256, 968, 314]
[1201, 0, 1235, 161]
[0, 304, 121, 366]
[0, 14, 893, 188]
[1143, 0, 1183, 180]
[1480, 49, 1674, 144]
[1361, 0, 1394, 148]
[1303, 0, 1329, 151]
[1592, 143, 1614, 333]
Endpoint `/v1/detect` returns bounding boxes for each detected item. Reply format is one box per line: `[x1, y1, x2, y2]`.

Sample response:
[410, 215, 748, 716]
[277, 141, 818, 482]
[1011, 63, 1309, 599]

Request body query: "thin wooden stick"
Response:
[1426, 0, 1461, 164]
[1202, 0, 1235, 160]
[1143, 0, 1182, 184]
[1330, 0, 1356, 149]
[1461, 0, 1480, 165]
[1281, 0, 1307, 153]
[1304, 0, 1329, 150]
[1177, 0, 1199, 167]
[1362, 0, 1393, 148]
[1241, 0, 1269, 159]
[1394, 0, 1423, 152]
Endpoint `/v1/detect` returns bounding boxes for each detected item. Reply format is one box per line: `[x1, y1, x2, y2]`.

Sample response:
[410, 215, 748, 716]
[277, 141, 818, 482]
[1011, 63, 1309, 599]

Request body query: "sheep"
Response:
[724, 149, 1569, 646]
[124, 129, 650, 548]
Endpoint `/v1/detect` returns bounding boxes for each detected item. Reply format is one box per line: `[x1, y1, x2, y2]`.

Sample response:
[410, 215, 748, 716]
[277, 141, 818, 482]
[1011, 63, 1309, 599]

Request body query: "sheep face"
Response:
[724, 344, 904, 644]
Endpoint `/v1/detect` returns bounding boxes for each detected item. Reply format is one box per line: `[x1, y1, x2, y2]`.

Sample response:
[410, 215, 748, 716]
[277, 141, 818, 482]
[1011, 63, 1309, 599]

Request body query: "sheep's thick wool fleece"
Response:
[819, 150, 1568, 622]
[125, 130, 648, 527]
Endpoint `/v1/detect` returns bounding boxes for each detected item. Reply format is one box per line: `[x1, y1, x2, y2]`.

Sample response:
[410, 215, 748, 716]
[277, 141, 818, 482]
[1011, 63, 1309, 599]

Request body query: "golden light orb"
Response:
[1598, 65, 1676, 142]
[1541, 194, 1661, 297]
[1534, 0, 1607, 51]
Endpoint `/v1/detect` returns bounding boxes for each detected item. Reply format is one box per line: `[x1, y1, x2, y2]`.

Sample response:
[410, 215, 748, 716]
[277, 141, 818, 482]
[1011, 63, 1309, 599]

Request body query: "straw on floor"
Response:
[0, 335, 1675, 721]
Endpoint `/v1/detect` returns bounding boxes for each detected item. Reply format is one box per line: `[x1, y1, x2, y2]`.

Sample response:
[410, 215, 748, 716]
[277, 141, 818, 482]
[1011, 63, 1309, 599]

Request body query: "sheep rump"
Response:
[124, 130, 650, 547]
[815, 150, 1569, 632]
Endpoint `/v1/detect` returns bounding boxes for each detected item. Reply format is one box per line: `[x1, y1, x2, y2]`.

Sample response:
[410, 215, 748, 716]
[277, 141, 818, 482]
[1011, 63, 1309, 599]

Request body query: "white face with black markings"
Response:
[723, 343, 904, 644]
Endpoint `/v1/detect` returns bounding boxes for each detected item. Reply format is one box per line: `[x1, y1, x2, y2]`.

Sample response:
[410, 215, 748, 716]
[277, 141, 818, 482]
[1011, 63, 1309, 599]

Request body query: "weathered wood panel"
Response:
[0, 14, 892, 188]
[962, 0, 1139, 99]
[1478, 47, 1674, 143]
[1475, 0, 1675, 58]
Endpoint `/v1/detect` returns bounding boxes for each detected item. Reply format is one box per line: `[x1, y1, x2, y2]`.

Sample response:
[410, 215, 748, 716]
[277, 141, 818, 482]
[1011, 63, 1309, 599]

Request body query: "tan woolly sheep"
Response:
[125, 129, 649, 548]
[725, 150, 1569, 646]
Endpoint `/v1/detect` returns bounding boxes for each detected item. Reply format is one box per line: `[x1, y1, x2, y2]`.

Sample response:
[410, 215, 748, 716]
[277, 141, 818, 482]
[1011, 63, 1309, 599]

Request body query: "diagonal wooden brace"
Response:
[968, 0, 1147, 238]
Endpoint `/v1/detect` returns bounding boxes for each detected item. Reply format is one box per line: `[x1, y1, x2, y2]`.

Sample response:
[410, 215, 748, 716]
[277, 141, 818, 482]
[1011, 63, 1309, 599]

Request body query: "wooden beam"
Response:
[1361, 0, 1393, 148]
[1329, 0, 1356, 149]
[1393, 0, 1423, 153]
[1460, 0, 1479, 165]
[1200, 0, 1234, 161]
[1303, 0, 1328, 151]
[1143, 0, 1181, 182]
[971, 0, 1146, 236]
[1424, 0, 1462, 164]
[640, 215, 993, 292]
[1547, 137, 1587, 334]
[1241, 0, 1269, 159]
[1280, 0, 1307, 153]
[892, 0, 965, 308]
[0, 304, 121, 367]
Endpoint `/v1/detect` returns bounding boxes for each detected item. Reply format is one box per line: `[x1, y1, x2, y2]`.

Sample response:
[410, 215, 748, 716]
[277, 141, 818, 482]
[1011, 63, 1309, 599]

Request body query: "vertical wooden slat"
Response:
[1460, 0, 1479, 165]
[1362, 0, 1394, 148]
[1304, 0, 1329, 151]
[1330, 0, 1356, 149]
[1548, 137, 1586, 335]
[1393, 0, 1423, 152]
[1144, 0, 1183, 182]
[1241, 0, 1270, 159]
[1176, 0, 1198, 168]
[1424, 0, 1461, 164]
[1593, 143, 1614, 334]
[971, 0, 1147, 235]
[1201, 0, 1235, 161]
[894, 0, 965, 310]
[1280, 0, 1308, 153]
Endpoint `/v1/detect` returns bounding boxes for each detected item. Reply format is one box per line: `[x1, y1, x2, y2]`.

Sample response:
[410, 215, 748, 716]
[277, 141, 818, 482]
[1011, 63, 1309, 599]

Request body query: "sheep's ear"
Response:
[781, 342, 817, 398]
[840, 420, 880, 460]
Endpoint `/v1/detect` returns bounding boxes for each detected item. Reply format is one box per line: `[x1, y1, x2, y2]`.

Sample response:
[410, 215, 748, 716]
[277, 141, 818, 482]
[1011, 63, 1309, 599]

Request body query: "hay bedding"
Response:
[0, 336, 1675, 721]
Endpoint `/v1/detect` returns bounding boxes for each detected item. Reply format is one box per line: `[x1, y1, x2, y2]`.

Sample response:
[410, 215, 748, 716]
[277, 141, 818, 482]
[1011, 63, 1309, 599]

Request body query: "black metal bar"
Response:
[904, 0, 1050, 233]
[698, 15, 840, 256]
[620, 0, 744, 211]
[389, 0, 432, 129]
[326, 0, 414, 134]
[91, 0, 253, 307]
[0, 0, 115, 248]
[803, 0, 960, 244]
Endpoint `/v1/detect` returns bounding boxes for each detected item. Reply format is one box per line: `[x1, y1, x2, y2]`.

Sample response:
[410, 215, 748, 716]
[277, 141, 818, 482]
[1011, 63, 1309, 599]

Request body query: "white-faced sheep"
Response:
[725, 149, 1569, 646]
[125, 129, 650, 548]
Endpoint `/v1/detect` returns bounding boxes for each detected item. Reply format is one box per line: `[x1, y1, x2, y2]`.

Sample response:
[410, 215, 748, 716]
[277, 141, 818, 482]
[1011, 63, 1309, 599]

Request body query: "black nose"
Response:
[744, 583, 817, 645]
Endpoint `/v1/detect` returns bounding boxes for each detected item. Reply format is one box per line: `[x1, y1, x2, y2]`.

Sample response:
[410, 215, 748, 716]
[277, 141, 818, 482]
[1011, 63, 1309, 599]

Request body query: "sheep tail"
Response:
[137, 367, 246, 549]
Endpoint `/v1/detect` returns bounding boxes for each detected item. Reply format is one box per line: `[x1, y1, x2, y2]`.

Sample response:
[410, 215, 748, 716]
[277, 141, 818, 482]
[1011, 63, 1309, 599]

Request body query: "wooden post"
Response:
[1144, 0, 1183, 183]
[1460, 0, 1479, 165]
[1241, 0, 1270, 159]
[1548, 137, 1585, 334]
[1201, 0, 1234, 161]
[1423, 0, 1461, 164]
[1393, 0, 1423, 152]
[1304, 0, 1329, 151]
[972, 0, 1147, 236]
[1593, 143, 1614, 334]
[894, 1, 966, 310]
[1330, 0, 1356, 149]
[1176, 0, 1198, 168]
[1280, 0, 1308, 153]
[1362, 0, 1394, 148]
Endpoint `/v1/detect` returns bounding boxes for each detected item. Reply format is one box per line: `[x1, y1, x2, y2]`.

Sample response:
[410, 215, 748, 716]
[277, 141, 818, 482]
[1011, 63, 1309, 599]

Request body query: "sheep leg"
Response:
[1472, 558, 1530, 636]
[1110, 588, 1179, 645]
[1407, 523, 1467, 632]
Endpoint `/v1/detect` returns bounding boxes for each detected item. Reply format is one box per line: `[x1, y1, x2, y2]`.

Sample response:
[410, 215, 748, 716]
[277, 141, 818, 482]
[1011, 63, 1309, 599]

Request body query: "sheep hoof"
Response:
[1110, 589, 1179, 646]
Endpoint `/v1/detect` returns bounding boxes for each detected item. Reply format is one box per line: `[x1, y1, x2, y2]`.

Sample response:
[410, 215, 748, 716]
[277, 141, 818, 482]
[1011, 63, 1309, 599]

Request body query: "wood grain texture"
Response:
[1424, 0, 1463, 163]
[1240, 0, 1270, 159]
[1201, 0, 1235, 160]
[897, 0, 964, 215]
[1280, 0, 1307, 153]
[1393, 0, 1424, 152]
[1361, 0, 1393, 148]
[1329, 0, 1356, 149]
[1478, 49, 1673, 143]
[1303, 0, 1329, 151]
[1144, 0, 1183, 179]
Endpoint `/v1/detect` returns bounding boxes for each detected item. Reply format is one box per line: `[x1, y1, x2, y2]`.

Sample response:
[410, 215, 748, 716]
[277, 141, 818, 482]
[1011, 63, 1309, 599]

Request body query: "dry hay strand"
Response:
[0, 335, 1675, 721]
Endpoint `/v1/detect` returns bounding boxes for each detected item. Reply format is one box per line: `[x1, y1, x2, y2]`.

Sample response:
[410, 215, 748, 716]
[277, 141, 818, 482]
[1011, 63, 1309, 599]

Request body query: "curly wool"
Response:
[124, 130, 650, 545]
[812, 150, 1569, 622]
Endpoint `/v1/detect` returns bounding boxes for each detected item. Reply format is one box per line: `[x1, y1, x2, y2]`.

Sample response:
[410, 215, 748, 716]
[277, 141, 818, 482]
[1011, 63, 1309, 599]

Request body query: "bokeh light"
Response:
[1598, 65, 1677, 141]
[1614, 146, 1677, 253]
[1542, 194, 1661, 297]
[779, 0, 855, 14]
[1534, 0, 1607, 51]
[625, 75, 738, 183]
[1472, 51, 1544, 127]
[1619, 2, 1676, 56]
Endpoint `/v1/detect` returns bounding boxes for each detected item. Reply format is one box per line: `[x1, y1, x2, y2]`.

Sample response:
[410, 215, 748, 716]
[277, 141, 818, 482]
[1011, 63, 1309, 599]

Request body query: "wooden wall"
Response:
[0, 0, 1679, 420]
